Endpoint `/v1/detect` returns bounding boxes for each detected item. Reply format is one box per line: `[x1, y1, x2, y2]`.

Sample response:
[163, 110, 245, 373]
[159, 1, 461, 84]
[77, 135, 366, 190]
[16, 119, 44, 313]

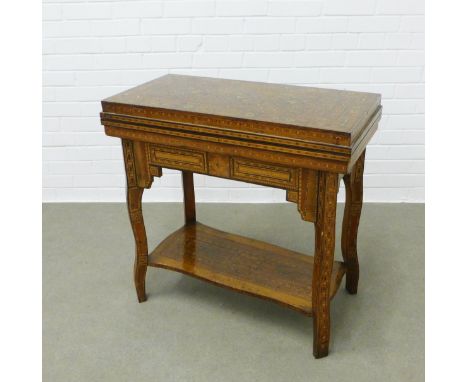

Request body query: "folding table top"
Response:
[102, 74, 381, 148]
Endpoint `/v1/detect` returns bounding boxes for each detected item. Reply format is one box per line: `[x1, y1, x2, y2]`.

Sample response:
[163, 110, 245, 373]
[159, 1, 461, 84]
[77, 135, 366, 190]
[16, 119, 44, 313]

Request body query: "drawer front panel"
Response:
[149, 145, 207, 173]
[231, 158, 298, 189]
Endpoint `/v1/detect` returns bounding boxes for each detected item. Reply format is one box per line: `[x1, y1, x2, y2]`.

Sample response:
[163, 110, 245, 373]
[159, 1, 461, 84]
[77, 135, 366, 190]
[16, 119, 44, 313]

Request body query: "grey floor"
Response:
[43, 203, 424, 382]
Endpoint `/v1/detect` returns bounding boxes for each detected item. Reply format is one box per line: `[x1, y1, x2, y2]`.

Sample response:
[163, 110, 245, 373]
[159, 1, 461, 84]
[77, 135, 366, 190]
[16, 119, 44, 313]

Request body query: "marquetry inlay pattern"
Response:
[149, 144, 207, 173]
[101, 74, 381, 359]
[231, 158, 299, 190]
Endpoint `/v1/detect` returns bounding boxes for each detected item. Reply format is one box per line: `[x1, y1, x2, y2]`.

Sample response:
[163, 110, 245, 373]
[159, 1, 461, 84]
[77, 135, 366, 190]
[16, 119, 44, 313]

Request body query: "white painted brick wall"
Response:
[43, 0, 425, 203]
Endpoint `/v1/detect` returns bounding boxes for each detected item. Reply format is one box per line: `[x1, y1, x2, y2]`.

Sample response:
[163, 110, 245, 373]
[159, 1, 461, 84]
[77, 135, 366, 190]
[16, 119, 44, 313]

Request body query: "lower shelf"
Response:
[148, 222, 346, 315]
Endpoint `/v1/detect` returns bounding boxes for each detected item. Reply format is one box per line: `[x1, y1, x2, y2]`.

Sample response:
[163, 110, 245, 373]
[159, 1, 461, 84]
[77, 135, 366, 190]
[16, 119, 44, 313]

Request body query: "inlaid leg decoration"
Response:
[123, 139, 149, 303]
[182, 171, 196, 224]
[127, 186, 148, 303]
[312, 172, 339, 358]
[341, 150, 365, 295]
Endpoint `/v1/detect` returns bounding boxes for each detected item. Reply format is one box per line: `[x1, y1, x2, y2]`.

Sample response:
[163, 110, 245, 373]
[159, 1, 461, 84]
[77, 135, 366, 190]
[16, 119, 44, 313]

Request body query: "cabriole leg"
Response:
[127, 186, 148, 303]
[341, 150, 365, 294]
[123, 139, 149, 303]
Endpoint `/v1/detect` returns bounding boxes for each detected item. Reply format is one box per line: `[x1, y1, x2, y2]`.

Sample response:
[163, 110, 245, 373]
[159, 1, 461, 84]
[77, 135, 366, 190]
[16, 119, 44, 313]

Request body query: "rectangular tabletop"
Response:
[101, 74, 382, 171]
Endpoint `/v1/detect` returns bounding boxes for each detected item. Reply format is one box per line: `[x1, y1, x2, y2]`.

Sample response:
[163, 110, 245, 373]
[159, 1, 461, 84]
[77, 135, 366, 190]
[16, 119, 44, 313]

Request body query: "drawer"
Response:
[148, 145, 207, 173]
[231, 158, 298, 190]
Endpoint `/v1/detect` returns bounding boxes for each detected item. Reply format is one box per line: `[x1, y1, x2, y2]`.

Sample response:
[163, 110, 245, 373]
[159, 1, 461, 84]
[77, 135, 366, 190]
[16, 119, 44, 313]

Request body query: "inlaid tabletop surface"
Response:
[103, 74, 381, 142]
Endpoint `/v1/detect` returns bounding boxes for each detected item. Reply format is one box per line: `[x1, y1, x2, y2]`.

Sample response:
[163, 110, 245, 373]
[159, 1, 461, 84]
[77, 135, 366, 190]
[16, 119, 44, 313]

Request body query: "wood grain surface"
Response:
[103, 74, 380, 140]
[102, 74, 381, 149]
[148, 222, 346, 316]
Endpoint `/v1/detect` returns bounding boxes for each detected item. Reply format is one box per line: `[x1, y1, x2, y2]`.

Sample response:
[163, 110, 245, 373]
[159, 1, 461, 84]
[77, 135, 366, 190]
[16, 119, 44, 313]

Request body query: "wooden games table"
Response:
[100, 74, 382, 358]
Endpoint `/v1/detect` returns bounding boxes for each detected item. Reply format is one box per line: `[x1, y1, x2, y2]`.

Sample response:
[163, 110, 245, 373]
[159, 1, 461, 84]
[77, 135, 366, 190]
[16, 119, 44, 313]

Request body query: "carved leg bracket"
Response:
[297, 169, 318, 222]
[341, 150, 365, 294]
